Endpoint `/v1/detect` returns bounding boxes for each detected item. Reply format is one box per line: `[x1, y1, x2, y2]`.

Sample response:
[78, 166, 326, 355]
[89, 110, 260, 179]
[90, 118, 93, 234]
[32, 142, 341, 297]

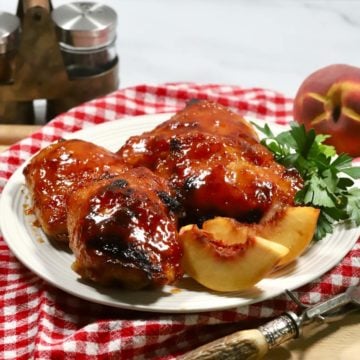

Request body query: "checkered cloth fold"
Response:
[0, 84, 359, 359]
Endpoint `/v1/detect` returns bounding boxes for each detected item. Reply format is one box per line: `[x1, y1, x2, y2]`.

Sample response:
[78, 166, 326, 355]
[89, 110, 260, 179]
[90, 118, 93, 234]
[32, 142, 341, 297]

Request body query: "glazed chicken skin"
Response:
[118, 100, 303, 225]
[23, 100, 304, 291]
[23, 139, 126, 242]
[67, 167, 182, 288]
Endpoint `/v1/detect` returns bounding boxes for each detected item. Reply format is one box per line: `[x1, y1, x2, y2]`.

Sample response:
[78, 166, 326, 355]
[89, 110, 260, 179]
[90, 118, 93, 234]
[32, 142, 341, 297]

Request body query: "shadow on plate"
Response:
[174, 276, 265, 299]
[48, 238, 72, 254]
[77, 278, 172, 306]
[271, 260, 298, 278]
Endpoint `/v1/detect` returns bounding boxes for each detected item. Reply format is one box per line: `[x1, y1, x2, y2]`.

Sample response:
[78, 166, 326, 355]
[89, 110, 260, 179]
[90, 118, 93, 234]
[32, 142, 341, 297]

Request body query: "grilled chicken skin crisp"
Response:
[23, 139, 126, 242]
[68, 167, 182, 289]
[117, 100, 303, 225]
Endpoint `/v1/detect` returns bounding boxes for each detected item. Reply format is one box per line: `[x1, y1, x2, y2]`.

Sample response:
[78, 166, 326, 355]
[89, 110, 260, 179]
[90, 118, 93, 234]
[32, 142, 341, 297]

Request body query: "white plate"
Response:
[1, 113, 359, 313]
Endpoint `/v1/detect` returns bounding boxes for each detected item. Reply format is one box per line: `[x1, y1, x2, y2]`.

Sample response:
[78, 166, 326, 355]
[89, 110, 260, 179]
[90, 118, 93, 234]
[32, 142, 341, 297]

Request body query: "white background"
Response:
[2, 0, 360, 97]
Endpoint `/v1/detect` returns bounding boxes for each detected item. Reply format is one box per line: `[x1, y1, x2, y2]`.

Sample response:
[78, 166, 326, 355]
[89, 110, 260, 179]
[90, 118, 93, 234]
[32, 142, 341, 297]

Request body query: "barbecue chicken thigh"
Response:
[67, 167, 182, 288]
[23, 139, 125, 242]
[23, 100, 307, 291]
[118, 100, 303, 225]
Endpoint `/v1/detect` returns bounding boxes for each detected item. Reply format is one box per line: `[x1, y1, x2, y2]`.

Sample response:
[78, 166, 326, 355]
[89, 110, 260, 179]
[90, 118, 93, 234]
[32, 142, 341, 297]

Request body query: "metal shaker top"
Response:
[0, 12, 20, 54]
[52, 2, 117, 50]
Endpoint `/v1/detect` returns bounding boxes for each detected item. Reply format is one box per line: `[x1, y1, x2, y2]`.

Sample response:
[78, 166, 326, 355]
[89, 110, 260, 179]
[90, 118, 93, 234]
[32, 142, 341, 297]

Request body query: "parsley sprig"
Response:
[252, 121, 360, 241]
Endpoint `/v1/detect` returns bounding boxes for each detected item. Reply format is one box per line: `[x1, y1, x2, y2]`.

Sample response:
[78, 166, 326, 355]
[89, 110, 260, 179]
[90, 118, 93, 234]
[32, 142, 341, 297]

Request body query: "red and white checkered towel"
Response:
[0, 84, 359, 359]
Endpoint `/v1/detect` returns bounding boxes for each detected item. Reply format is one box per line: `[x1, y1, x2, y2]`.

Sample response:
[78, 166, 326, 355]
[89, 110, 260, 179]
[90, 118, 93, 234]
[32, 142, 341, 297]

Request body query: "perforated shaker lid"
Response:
[0, 12, 20, 54]
[51, 2, 117, 50]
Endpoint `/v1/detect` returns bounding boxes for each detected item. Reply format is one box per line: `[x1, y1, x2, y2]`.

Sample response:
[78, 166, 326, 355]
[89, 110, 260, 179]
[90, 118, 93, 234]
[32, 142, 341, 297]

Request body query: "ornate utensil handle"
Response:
[179, 313, 299, 360]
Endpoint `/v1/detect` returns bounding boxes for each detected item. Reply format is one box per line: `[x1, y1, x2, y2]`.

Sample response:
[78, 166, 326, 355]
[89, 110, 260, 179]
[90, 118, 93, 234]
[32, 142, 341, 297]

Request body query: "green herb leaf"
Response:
[315, 212, 335, 240]
[251, 122, 275, 138]
[347, 188, 360, 225]
[256, 121, 360, 241]
[342, 166, 360, 179]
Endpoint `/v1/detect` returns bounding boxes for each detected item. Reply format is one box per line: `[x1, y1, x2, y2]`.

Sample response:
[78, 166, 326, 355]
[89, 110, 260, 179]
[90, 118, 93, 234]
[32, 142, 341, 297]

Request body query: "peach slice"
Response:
[203, 206, 320, 267]
[202, 216, 255, 244]
[257, 206, 320, 266]
[179, 224, 288, 292]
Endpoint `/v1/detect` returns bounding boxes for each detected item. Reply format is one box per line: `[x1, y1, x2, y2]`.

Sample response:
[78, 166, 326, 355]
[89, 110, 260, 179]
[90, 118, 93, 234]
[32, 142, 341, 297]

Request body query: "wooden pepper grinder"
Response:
[0, 0, 119, 124]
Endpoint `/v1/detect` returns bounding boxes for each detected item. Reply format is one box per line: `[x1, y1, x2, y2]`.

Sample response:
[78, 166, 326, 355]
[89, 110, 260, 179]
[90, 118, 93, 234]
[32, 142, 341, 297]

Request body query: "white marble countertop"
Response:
[4, 0, 360, 98]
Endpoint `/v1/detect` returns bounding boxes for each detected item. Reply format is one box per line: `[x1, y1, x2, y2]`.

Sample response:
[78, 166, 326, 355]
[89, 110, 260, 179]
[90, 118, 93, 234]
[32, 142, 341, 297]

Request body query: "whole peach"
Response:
[293, 64, 360, 157]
